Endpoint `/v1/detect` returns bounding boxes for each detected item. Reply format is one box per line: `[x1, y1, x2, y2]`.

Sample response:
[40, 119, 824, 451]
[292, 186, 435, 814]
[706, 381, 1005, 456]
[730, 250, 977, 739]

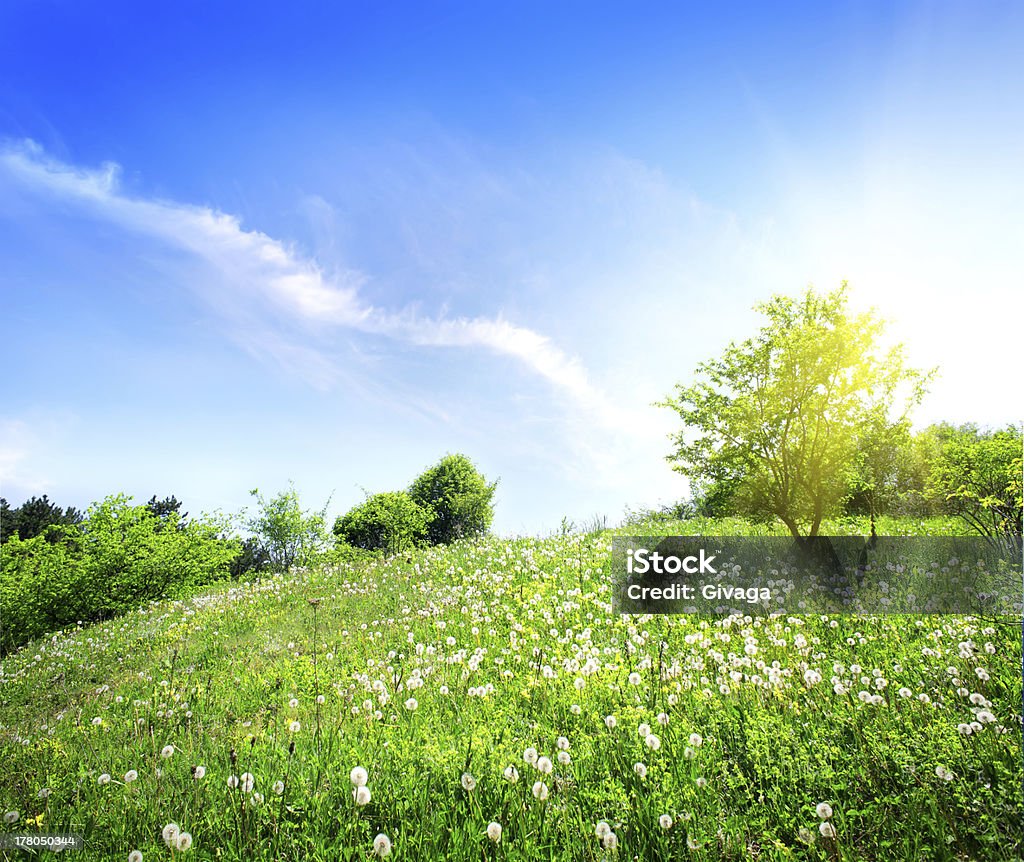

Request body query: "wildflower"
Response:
[595, 821, 611, 839]
[797, 827, 815, 845]
[633, 762, 647, 779]
[557, 736, 570, 751]
[3, 811, 19, 824]
[98, 773, 111, 785]
[461, 773, 477, 792]
[240, 773, 255, 793]
[935, 765, 954, 782]
[819, 822, 836, 839]
[91, 717, 102, 726]
[176, 832, 193, 851]
[273, 780, 285, 795]
[815, 802, 833, 820]
[683, 746, 696, 760]
[532, 780, 549, 801]
[638, 722, 651, 738]
[645, 733, 661, 751]
[557, 750, 571, 765]
[227, 775, 239, 788]
[161, 745, 175, 759]
[487, 821, 502, 843]
[523, 747, 538, 765]
[287, 720, 301, 732]
[628, 672, 642, 685]
[37, 789, 50, 799]
[695, 776, 707, 788]
[124, 770, 138, 783]
[536, 757, 553, 775]
[404, 697, 418, 711]
[570, 704, 582, 715]
[162, 823, 180, 847]
[659, 814, 673, 829]
[128, 851, 143, 862]
[603, 831, 618, 850]
[976, 709, 996, 724]
[373, 833, 392, 857]
[957, 723, 973, 736]
[898, 687, 912, 698]
[354, 785, 371, 805]
[350, 767, 368, 787]
[316, 694, 325, 704]
[289, 698, 299, 708]
[687, 836, 700, 850]
[503, 766, 519, 783]
[689, 732, 703, 748]
[604, 715, 617, 729]
[193, 766, 206, 780]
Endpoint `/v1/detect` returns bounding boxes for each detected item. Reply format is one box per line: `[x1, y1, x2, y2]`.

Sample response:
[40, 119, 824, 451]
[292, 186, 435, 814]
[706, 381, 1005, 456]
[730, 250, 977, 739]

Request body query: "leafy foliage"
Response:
[927, 424, 1023, 551]
[0, 495, 237, 654]
[334, 491, 430, 554]
[409, 454, 497, 545]
[659, 284, 930, 537]
[0, 494, 83, 543]
[245, 484, 330, 572]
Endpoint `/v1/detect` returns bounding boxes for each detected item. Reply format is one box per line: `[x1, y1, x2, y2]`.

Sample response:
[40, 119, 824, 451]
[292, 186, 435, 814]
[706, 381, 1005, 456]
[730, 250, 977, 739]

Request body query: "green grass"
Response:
[0, 521, 1021, 861]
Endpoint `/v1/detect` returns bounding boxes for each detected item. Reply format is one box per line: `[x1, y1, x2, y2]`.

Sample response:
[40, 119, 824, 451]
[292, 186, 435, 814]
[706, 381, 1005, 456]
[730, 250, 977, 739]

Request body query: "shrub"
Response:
[245, 484, 330, 572]
[409, 454, 497, 545]
[334, 491, 430, 554]
[0, 495, 238, 654]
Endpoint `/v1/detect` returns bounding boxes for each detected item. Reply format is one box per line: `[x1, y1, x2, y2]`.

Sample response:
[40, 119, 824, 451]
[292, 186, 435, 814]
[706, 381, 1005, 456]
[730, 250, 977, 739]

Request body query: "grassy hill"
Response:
[1, 520, 1021, 860]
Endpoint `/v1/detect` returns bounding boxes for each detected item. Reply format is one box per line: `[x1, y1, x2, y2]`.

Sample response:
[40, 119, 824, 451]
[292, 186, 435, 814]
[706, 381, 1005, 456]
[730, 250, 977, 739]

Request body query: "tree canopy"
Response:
[659, 284, 930, 538]
[334, 491, 430, 554]
[409, 454, 497, 545]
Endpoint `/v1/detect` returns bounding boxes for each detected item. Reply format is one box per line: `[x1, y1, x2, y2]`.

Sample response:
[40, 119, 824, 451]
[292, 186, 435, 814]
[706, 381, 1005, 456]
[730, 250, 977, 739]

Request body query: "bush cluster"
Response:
[1, 496, 237, 654]
[334, 454, 497, 554]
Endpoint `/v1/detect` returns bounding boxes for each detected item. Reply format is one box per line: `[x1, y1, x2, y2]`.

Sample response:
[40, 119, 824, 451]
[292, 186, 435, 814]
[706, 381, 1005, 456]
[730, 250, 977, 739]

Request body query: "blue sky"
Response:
[1, 1, 1021, 534]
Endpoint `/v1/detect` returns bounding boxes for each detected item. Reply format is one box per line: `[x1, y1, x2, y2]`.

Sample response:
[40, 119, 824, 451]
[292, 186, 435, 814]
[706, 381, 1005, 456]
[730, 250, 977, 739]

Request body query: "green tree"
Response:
[245, 483, 330, 572]
[145, 494, 188, 529]
[334, 491, 430, 554]
[409, 454, 497, 545]
[927, 424, 1022, 551]
[659, 284, 930, 538]
[1, 495, 237, 655]
[0, 494, 83, 543]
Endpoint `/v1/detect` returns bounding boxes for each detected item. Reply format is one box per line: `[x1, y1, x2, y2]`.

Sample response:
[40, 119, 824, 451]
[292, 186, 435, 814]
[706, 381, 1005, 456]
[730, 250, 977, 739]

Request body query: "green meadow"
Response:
[1, 517, 1021, 861]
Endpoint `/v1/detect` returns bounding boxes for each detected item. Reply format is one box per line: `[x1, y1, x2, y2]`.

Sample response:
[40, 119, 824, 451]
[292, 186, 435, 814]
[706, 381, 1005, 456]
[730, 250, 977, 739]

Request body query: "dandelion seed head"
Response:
[372, 833, 392, 857]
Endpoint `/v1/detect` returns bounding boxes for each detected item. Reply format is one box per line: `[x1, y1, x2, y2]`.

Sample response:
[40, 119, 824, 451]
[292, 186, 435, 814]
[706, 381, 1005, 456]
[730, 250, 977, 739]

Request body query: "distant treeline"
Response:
[0, 453, 496, 655]
[643, 422, 1022, 546]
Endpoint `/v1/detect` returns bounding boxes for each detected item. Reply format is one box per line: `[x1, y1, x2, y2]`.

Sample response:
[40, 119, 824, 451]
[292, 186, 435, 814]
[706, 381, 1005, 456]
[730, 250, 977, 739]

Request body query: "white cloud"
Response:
[0, 139, 628, 427]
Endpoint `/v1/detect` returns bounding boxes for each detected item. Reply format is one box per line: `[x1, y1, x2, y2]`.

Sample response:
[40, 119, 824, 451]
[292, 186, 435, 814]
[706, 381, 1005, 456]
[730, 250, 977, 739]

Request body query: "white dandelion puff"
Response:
[373, 833, 392, 857]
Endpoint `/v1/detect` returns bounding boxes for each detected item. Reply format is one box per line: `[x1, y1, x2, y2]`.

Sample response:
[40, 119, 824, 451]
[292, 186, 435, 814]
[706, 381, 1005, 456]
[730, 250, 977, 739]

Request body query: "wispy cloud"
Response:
[0, 139, 623, 422]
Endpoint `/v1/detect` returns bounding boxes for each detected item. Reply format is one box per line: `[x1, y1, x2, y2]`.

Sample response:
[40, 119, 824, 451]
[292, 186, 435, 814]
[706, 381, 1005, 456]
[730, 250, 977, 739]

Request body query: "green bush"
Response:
[245, 484, 330, 572]
[409, 453, 497, 544]
[334, 491, 430, 554]
[0, 495, 238, 654]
